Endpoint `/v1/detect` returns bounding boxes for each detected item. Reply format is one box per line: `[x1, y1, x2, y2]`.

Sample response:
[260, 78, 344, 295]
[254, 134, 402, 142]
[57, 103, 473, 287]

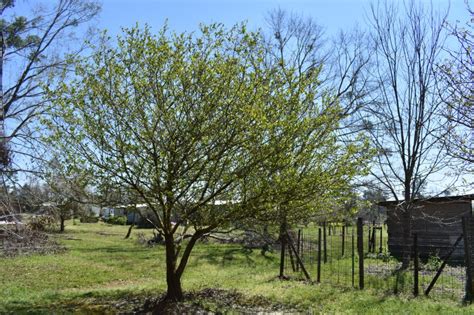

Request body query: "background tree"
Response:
[1, 0, 100, 159]
[0, 0, 100, 240]
[263, 9, 372, 277]
[439, 1, 473, 169]
[42, 161, 89, 232]
[365, 0, 453, 267]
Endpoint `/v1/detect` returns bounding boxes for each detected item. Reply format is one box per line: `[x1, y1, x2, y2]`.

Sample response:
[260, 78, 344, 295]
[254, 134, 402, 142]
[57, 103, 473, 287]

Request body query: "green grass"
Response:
[1, 222, 473, 313]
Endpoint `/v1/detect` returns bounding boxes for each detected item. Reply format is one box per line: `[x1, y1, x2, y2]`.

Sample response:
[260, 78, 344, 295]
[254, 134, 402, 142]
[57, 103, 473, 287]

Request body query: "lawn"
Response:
[1, 222, 473, 314]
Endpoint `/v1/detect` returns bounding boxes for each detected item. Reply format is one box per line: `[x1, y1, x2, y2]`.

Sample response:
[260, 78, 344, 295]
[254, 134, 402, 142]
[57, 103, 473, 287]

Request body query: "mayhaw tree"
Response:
[44, 24, 369, 301]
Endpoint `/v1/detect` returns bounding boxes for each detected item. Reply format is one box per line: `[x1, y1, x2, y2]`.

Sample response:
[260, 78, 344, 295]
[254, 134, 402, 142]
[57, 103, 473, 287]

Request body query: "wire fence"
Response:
[283, 220, 467, 301]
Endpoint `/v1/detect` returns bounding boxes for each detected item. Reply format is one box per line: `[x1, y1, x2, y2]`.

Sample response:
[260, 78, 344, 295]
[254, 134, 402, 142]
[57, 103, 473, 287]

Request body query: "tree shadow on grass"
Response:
[191, 246, 256, 267]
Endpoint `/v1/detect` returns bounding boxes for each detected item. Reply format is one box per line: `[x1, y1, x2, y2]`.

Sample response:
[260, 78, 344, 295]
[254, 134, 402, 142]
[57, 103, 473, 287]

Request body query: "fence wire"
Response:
[283, 221, 467, 301]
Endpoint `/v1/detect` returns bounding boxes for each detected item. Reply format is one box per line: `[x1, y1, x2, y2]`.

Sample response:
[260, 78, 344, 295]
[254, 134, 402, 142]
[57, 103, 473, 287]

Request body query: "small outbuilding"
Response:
[379, 194, 474, 263]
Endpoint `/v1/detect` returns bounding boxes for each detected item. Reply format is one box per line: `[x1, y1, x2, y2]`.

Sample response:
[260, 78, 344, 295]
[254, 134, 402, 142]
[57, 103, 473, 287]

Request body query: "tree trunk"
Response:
[401, 186, 412, 269]
[60, 216, 65, 233]
[279, 218, 287, 278]
[164, 233, 183, 301]
[124, 223, 134, 239]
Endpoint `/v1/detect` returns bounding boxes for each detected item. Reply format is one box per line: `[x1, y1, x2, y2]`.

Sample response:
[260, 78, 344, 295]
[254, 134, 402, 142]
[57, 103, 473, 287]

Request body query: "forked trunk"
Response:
[164, 233, 184, 301]
[166, 271, 183, 301]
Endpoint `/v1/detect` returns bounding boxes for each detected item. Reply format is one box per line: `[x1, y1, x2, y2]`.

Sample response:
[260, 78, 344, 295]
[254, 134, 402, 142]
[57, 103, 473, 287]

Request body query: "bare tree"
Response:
[264, 9, 373, 278]
[265, 9, 372, 134]
[439, 1, 473, 168]
[1, 0, 100, 172]
[0, 0, 99, 240]
[365, 0, 454, 267]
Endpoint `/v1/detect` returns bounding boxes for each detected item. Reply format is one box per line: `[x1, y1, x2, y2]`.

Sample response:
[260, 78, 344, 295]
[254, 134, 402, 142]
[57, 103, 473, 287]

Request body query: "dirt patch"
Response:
[4, 288, 298, 314]
[140, 288, 297, 314]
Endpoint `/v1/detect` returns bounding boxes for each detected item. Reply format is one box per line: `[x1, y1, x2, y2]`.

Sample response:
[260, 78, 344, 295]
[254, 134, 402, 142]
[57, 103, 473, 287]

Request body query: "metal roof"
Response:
[378, 194, 474, 206]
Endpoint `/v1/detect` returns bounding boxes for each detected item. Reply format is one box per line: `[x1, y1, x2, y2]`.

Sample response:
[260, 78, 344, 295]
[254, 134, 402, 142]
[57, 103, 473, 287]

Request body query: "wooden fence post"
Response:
[462, 217, 473, 303]
[413, 233, 419, 297]
[317, 227, 322, 283]
[357, 218, 364, 289]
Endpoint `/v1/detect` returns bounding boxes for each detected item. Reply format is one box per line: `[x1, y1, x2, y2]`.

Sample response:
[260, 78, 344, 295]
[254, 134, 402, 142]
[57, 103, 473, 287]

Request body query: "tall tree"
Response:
[263, 9, 372, 277]
[439, 1, 473, 169]
[366, 0, 452, 267]
[0, 0, 100, 171]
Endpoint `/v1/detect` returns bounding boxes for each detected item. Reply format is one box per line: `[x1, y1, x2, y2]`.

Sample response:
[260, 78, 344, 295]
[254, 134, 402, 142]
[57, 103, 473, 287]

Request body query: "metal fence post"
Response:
[413, 233, 419, 297]
[462, 217, 473, 303]
[357, 218, 364, 289]
[342, 224, 346, 257]
[323, 221, 327, 263]
[317, 227, 322, 283]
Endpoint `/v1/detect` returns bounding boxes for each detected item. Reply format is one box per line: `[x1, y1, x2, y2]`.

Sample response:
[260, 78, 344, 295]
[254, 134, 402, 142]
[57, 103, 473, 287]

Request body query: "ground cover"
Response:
[1, 222, 473, 314]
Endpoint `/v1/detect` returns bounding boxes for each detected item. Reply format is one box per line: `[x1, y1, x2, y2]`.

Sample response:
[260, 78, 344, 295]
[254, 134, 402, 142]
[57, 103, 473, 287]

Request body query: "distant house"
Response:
[121, 200, 238, 228]
[379, 194, 474, 263]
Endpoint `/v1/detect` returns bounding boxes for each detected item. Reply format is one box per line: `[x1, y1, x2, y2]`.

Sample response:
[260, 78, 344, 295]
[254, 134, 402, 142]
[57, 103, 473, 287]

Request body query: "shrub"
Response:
[105, 215, 127, 225]
[80, 216, 99, 223]
[425, 254, 442, 271]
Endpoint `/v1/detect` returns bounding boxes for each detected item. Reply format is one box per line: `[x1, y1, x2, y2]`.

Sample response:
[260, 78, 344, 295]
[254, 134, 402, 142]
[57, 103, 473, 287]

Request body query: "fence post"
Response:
[462, 217, 473, 303]
[367, 223, 371, 253]
[425, 234, 463, 296]
[323, 222, 327, 263]
[357, 218, 364, 289]
[279, 232, 286, 278]
[371, 221, 376, 253]
[413, 233, 419, 297]
[352, 226, 355, 287]
[379, 226, 383, 254]
[342, 224, 346, 257]
[296, 229, 301, 272]
[288, 242, 296, 272]
[317, 227, 322, 283]
[286, 232, 311, 281]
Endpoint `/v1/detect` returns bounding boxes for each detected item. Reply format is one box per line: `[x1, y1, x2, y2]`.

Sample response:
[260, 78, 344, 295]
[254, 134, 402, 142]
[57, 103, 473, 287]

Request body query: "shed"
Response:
[379, 194, 474, 263]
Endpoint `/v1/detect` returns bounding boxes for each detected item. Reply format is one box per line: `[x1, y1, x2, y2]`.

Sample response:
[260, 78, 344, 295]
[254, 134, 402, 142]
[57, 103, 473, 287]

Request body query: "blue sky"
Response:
[97, 0, 467, 37]
[7, 0, 472, 194]
[92, 0, 474, 197]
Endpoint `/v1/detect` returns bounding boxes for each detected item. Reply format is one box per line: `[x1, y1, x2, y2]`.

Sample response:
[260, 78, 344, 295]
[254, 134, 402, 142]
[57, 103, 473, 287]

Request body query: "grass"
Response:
[1, 221, 473, 313]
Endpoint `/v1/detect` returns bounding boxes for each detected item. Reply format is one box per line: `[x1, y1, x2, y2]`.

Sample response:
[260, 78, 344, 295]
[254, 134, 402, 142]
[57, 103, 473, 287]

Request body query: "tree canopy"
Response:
[45, 23, 371, 301]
